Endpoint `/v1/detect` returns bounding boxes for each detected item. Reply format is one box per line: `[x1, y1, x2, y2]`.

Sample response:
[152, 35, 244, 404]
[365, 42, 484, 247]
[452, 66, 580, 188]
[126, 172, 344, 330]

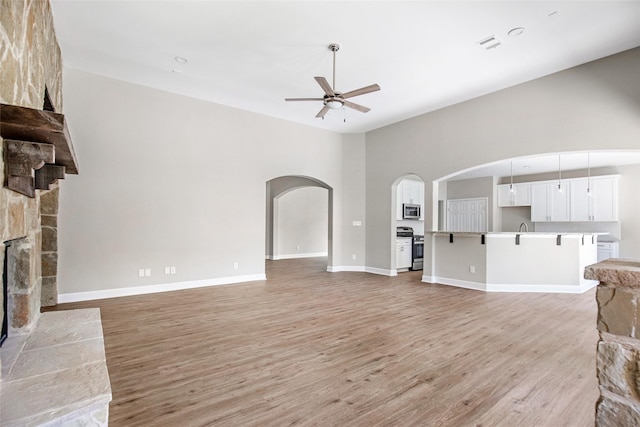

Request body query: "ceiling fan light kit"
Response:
[285, 42, 380, 119]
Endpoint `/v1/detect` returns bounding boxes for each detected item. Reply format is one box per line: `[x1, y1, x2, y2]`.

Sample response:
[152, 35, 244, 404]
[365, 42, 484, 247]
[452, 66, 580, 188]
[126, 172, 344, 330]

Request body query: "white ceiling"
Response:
[50, 1, 640, 135]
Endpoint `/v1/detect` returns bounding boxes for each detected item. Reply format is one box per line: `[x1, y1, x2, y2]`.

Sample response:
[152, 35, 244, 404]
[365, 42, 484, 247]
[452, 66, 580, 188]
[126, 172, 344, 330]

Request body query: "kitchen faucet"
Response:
[519, 222, 529, 232]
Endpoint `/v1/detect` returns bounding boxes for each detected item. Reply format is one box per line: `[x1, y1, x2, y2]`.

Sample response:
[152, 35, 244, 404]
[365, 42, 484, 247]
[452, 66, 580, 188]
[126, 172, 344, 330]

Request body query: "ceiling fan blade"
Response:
[343, 100, 371, 113]
[285, 98, 324, 101]
[314, 77, 335, 97]
[315, 105, 330, 118]
[341, 84, 381, 99]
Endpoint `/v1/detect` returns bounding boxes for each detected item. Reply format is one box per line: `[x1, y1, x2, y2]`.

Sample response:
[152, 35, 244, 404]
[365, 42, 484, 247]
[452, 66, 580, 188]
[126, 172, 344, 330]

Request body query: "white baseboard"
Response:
[327, 265, 366, 272]
[271, 252, 328, 260]
[425, 276, 487, 291]
[58, 274, 267, 303]
[365, 266, 397, 276]
[422, 276, 598, 294]
[486, 280, 598, 294]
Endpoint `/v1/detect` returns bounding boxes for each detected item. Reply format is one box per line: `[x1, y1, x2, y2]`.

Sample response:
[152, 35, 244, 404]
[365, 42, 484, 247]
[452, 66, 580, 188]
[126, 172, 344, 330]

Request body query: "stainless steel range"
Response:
[396, 227, 423, 271]
[412, 234, 424, 271]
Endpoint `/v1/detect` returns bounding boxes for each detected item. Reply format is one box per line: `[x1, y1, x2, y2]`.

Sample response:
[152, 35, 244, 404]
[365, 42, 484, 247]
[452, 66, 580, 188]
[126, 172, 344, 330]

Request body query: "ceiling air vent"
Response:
[477, 35, 502, 50]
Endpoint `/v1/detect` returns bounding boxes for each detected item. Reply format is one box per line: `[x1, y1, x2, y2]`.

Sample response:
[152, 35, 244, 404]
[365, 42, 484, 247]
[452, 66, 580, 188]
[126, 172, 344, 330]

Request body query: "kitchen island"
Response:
[424, 232, 601, 293]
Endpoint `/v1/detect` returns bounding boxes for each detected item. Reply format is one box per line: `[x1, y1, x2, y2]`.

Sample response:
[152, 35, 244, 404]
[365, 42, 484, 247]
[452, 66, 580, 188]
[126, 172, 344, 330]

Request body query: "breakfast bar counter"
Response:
[423, 232, 601, 293]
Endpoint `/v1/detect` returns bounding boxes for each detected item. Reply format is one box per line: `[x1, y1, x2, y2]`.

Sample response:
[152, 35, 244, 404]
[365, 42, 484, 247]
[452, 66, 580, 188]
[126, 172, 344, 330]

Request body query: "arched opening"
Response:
[390, 173, 425, 276]
[266, 176, 333, 275]
[433, 150, 640, 257]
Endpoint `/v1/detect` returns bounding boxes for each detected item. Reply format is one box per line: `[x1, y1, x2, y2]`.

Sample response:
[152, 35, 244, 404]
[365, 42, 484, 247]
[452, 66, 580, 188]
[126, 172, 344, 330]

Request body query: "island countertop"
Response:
[428, 231, 608, 237]
[425, 230, 600, 293]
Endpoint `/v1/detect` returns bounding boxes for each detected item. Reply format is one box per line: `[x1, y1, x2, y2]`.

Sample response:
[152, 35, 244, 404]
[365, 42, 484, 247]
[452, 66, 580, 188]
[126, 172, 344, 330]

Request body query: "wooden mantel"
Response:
[0, 103, 78, 197]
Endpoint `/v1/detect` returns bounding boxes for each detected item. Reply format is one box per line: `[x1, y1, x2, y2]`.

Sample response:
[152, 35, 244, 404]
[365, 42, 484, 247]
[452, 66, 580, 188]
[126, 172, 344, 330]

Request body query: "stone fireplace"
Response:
[1, 1, 111, 425]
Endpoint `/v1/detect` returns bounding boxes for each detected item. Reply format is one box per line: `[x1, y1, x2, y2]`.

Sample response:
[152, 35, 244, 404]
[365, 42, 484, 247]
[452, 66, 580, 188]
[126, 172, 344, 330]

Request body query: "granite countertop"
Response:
[429, 231, 608, 237]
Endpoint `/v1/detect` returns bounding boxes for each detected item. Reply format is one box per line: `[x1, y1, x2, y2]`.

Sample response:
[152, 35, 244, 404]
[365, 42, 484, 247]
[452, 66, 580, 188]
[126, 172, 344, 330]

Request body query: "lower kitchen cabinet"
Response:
[597, 241, 619, 262]
[396, 238, 413, 270]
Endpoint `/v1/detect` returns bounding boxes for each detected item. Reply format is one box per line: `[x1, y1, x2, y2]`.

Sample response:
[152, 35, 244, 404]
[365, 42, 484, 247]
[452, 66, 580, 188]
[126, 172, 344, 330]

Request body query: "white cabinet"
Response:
[497, 183, 531, 207]
[396, 238, 413, 270]
[597, 241, 619, 262]
[403, 180, 423, 205]
[571, 176, 619, 222]
[531, 181, 571, 222]
[396, 179, 425, 220]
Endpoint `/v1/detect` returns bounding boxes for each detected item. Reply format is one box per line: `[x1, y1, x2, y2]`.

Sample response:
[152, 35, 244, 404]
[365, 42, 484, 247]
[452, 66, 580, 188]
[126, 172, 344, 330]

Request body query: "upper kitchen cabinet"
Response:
[571, 175, 620, 222]
[396, 179, 425, 220]
[531, 181, 571, 222]
[497, 183, 531, 207]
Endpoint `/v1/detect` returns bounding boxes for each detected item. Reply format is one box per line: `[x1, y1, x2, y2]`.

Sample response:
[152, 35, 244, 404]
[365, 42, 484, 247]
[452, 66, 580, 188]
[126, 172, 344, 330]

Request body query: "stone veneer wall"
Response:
[1, 0, 63, 334]
[585, 259, 640, 426]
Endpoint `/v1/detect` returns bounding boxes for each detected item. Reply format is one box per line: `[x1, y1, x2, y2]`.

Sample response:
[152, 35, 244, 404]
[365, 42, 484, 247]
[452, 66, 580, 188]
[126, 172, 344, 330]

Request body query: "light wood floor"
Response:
[48, 258, 599, 426]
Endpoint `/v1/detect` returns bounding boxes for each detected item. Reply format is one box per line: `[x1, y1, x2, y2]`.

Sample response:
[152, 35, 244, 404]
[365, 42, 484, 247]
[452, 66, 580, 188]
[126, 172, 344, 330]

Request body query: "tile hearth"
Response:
[0, 309, 111, 426]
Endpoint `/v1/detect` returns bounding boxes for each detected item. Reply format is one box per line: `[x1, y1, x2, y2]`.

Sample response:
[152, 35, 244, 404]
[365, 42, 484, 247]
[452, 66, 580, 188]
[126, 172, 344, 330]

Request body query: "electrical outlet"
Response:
[164, 266, 171, 275]
[170, 266, 176, 274]
[352, 220, 362, 226]
[138, 269, 145, 277]
[469, 265, 475, 273]
[296, 245, 300, 250]
[352, 254, 357, 260]
[233, 262, 239, 270]
[145, 268, 151, 277]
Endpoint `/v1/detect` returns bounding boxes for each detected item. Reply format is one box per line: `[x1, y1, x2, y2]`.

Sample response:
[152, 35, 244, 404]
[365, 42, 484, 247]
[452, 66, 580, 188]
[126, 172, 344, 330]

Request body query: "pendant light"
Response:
[557, 154, 563, 193]
[509, 161, 515, 193]
[586, 152, 592, 197]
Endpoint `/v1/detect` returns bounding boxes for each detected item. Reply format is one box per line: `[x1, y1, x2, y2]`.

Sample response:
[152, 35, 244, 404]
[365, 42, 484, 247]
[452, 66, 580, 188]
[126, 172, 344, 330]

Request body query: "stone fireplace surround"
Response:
[1, 1, 111, 424]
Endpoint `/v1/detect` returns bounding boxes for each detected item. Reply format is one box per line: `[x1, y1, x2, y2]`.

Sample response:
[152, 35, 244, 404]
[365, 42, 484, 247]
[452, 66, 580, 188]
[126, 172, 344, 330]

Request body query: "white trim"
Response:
[365, 266, 397, 276]
[422, 276, 598, 294]
[58, 274, 266, 303]
[486, 280, 598, 294]
[271, 252, 328, 260]
[425, 276, 487, 291]
[327, 265, 366, 272]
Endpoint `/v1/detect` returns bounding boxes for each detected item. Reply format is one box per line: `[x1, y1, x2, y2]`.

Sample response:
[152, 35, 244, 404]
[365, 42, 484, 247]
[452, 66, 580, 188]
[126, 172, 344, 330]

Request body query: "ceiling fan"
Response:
[285, 43, 380, 119]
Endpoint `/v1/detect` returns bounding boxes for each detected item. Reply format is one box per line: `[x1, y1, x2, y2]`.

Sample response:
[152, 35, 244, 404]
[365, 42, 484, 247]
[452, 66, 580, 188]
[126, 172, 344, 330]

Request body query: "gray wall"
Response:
[274, 186, 328, 258]
[59, 68, 366, 293]
[365, 47, 640, 275]
[265, 175, 328, 259]
[58, 47, 639, 294]
[444, 176, 500, 232]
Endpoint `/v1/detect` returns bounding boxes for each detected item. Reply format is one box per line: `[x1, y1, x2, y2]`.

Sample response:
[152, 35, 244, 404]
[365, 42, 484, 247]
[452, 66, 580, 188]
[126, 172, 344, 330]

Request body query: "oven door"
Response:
[411, 239, 424, 270]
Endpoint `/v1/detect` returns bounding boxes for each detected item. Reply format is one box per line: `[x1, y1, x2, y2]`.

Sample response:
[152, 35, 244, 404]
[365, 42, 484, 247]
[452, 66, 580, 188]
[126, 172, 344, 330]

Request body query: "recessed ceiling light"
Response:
[508, 27, 525, 37]
[174, 56, 188, 64]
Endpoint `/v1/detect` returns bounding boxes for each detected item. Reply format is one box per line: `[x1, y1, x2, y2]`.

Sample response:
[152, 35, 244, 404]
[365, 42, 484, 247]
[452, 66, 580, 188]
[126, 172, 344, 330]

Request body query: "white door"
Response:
[446, 198, 488, 232]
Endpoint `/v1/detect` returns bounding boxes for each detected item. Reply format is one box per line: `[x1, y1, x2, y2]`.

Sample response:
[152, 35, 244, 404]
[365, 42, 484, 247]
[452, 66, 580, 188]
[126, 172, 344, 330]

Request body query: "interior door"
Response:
[446, 198, 488, 232]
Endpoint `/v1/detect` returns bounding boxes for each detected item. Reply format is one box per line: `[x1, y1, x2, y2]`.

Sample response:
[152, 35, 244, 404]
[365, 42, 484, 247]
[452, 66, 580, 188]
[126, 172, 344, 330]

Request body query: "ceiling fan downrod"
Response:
[329, 43, 340, 92]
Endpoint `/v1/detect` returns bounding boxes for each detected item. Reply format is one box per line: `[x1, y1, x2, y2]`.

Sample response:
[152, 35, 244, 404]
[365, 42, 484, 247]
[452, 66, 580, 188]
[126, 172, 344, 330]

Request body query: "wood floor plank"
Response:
[47, 257, 599, 426]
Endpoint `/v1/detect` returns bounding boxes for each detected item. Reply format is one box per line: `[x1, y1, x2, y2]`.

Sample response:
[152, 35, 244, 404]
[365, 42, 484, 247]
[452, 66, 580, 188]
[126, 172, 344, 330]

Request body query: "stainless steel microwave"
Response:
[403, 203, 421, 219]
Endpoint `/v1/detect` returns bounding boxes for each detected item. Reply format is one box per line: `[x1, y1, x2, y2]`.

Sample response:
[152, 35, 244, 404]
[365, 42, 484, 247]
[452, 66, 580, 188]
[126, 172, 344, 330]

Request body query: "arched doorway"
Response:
[266, 176, 333, 275]
[390, 173, 425, 275]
